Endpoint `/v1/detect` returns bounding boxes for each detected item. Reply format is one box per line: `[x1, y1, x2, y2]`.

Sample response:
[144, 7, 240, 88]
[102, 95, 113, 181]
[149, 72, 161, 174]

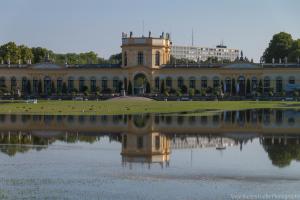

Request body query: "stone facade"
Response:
[0, 34, 300, 96]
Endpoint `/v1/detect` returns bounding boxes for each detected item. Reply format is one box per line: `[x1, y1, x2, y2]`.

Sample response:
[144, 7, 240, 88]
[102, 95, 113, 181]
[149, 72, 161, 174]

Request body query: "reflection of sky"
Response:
[1, 138, 300, 199]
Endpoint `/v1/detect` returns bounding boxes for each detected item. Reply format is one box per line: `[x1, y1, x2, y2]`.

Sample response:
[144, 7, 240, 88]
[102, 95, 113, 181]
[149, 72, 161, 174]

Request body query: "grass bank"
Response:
[0, 99, 299, 116]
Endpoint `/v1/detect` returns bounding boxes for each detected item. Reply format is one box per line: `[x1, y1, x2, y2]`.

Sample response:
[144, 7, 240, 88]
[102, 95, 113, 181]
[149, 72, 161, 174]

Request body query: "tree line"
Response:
[0, 42, 122, 65]
[263, 32, 300, 63]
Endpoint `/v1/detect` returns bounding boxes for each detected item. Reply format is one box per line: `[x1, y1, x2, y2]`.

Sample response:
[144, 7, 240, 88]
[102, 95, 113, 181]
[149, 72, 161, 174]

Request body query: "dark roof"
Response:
[161, 63, 300, 69]
[0, 63, 122, 69]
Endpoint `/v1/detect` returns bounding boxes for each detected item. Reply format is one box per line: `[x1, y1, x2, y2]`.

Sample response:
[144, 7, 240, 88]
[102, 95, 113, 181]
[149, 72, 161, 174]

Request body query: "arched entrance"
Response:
[133, 73, 148, 95]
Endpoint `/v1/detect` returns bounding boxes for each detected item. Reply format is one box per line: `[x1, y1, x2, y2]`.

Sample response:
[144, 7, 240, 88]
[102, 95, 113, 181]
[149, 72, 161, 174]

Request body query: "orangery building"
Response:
[0, 32, 300, 97]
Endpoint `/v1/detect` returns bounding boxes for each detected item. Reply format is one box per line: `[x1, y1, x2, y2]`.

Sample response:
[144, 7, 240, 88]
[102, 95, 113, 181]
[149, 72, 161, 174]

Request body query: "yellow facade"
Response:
[0, 34, 300, 96]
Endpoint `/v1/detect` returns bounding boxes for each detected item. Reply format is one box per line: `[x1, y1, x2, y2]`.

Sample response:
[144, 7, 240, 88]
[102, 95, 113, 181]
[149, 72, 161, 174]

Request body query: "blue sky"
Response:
[0, 0, 299, 61]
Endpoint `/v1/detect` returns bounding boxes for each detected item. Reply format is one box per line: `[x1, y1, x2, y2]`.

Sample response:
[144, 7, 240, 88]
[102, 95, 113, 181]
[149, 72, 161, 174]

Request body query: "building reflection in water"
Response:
[0, 109, 300, 168]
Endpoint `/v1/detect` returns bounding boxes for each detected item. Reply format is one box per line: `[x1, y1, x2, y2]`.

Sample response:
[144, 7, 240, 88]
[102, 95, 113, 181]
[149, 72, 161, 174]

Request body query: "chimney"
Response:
[130, 31, 133, 38]
[148, 31, 151, 38]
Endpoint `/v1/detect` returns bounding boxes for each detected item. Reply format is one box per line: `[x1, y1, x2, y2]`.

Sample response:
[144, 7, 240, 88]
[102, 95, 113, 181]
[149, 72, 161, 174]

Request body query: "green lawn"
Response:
[0, 99, 299, 115]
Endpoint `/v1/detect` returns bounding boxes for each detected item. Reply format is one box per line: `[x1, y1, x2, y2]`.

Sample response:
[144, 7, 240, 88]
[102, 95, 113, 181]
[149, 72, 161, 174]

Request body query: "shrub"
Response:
[176, 90, 182, 97]
[189, 88, 195, 97]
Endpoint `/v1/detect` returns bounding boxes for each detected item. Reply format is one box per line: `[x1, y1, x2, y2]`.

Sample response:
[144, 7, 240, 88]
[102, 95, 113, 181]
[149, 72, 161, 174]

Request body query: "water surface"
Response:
[0, 109, 300, 199]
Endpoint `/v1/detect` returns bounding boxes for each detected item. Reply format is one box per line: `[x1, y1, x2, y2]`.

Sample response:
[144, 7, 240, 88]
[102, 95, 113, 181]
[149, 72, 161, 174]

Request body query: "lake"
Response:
[0, 109, 300, 199]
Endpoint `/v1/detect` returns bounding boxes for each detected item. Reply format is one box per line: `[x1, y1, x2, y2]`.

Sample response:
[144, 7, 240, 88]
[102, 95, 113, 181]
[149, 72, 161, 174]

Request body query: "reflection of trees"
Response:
[0, 134, 53, 156]
[262, 138, 300, 168]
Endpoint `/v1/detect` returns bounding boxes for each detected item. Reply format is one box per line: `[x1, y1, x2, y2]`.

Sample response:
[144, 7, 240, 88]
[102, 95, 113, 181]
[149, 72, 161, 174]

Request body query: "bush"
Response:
[293, 91, 299, 97]
[169, 88, 176, 95]
[206, 87, 212, 95]
[280, 91, 286, 97]
[176, 90, 182, 97]
[200, 88, 206, 97]
[163, 90, 169, 97]
[189, 88, 195, 97]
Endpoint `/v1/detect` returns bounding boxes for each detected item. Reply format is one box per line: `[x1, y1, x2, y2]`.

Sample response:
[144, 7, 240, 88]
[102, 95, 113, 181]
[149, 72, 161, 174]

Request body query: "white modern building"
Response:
[171, 44, 240, 62]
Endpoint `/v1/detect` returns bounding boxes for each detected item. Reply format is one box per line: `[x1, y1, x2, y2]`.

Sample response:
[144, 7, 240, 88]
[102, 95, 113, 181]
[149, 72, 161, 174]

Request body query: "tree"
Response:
[31, 47, 52, 63]
[19, 45, 33, 64]
[108, 53, 122, 64]
[181, 85, 188, 94]
[288, 39, 300, 62]
[0, 42, 21, 64]
[176, 90, 182, 97]
[189, 88, 195, 97]
[128, 81, 133, 95]
[263, 32, 293, 63]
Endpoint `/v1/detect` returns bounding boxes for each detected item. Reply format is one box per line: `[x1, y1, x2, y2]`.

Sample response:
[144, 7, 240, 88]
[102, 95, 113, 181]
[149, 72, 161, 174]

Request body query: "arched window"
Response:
[124, 52, 127, 66]
[102, 77, 108, 90]
[44, 76, 51, 95]
[213, 77, 220, 88]
[177, 77, 184, 89]
[11, 77, 16, 91]
[68, 77, 74, 92]
[137, 51, 144, 65]
[155, 51, 160, 66]
[22, 77, 27, 92]
[0, 77, 5, 88]
[201, 77, 208, 88]
[276, 77, 283, 93]
[90, 77, 96, 92]
[113, 77, 119, 92]
[155, 77, 160, 90]
[79, 77, 85, 92]
[33, 79, 38, 94]
[225, 78, 231, 93]
[166, 77, 172, 88]
[189, 77, 196, 89]
[57, 78, 63, 93]
[251, 77, 258, 90]
[264, 77, 270, 93]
